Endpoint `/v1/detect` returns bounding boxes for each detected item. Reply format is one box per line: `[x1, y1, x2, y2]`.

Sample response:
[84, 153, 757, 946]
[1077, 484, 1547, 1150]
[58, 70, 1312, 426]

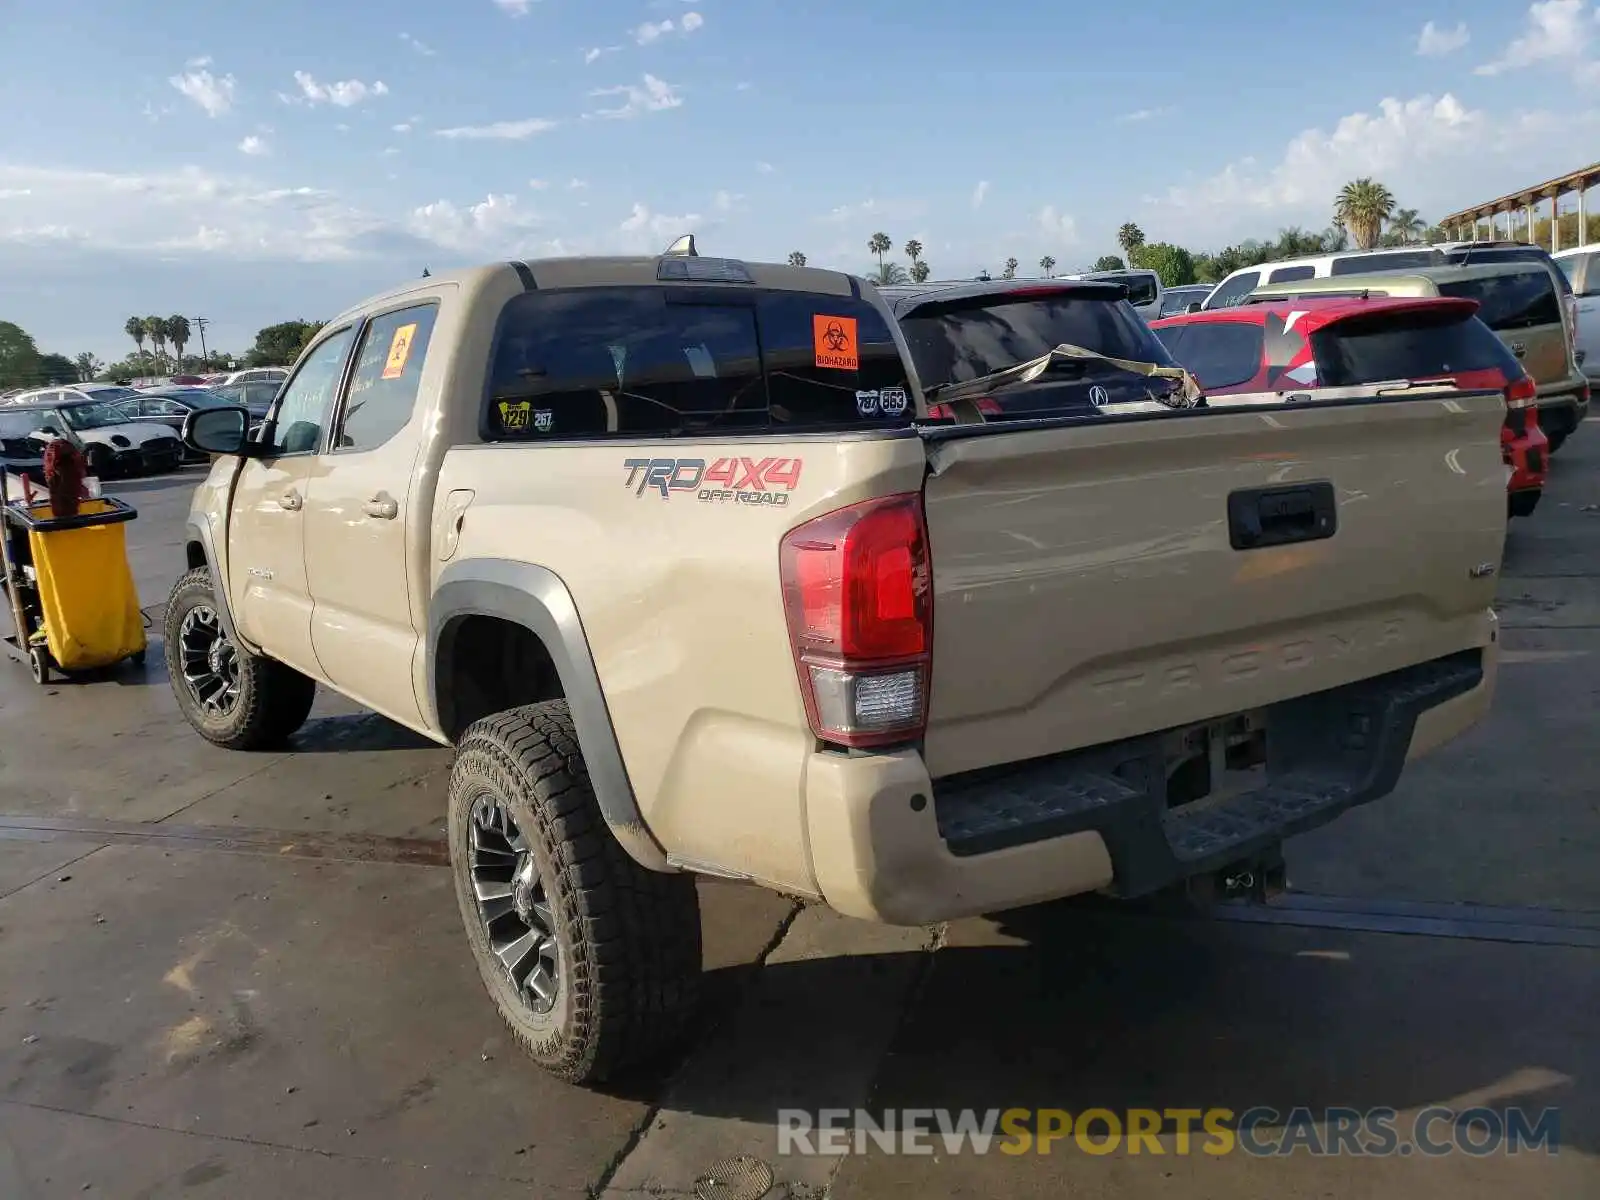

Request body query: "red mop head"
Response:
[42, 438, 86, 519]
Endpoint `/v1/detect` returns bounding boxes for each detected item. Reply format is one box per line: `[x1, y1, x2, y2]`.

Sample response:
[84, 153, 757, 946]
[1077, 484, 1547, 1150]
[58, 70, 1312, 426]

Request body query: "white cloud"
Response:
[1476, 0, 1589, 75]
[186, 55, 212, 68]
[713, 189, 744, 212]
[619, 202, 701, 248]
[1416, 19, 1470, 56]
[735, 81, 753, 91]
[0, 188, 34, 199]
[400, 32, 436, 56]
[493, 0, 533, 15]
[586, 74, 683, 119]
[819, 198, 927, 225]
[528, 178, 549, 190]
[1144, 90, 1600, 245]
[392, 122, 412, 133]
[585, 46, 621, 64]
[569, 178, 589, 189]
[238, 135, 269, 156]
[434, 117, 559, 139]
[291, 71, 390, 107]
[168, 67, 237, 117]
[972, 180, 990, 209]
[0, 163, 382, 263]
[634, 12, 703, 43]
[1117, 106, 1173, 123]
[756, 161, 775, 174]
[409, 192, 546, 253]
[1037, 205, 1080, 244]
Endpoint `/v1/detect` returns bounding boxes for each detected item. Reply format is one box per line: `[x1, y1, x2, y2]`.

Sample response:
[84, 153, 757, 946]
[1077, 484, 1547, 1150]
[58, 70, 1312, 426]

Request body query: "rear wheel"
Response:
[28, 646, 50, 685]
[164, 567, 316, 750]
[447, 700, 702, 1084]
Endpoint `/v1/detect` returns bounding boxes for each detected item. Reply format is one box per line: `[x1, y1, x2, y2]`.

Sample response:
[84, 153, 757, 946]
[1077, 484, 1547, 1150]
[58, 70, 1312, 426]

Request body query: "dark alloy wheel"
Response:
[468, 795, 561, 1015]
[163, 566, 316, 751]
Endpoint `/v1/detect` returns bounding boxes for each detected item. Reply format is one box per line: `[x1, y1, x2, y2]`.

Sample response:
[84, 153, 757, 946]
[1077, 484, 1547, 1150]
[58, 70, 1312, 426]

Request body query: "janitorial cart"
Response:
[1, 466, 147, 685]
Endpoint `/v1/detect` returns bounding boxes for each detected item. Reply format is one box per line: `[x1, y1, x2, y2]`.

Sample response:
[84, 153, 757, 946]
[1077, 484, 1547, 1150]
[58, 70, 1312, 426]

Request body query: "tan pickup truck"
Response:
[169, 252, 1504, 1085]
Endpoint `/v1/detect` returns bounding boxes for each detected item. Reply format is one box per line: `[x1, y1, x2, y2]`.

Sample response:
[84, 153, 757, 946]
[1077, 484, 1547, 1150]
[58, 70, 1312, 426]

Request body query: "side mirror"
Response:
[182, 405, 253, 457]
[1186, 302, 1203, 314]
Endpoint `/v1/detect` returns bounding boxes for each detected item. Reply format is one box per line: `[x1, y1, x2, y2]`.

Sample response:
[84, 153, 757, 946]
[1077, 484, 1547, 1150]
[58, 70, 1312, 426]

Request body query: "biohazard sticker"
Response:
[813, 315, 859, 371]
[382, 323, 419, 380]
[498, 399, 532, 430]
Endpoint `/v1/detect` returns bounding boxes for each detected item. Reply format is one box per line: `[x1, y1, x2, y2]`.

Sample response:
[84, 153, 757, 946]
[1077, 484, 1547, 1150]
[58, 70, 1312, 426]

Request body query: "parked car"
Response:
[1152, 294, 1549, 517]
[1243, 262, 1589, 452]
[1062, 267, 1163, 320]
[166, 254, 1502, 1085]
[0, 410, 47, 485]
[208, 379, 281, 424]
[105, 386, 239, 461]
[0, 394, 184, 478]
[1156, 283, 1213, 317]
[880, 277, 1191, 420]
[1552, 244, 1598, 382]
[222, 366, 289, 387]
[3, 382, 144, 408]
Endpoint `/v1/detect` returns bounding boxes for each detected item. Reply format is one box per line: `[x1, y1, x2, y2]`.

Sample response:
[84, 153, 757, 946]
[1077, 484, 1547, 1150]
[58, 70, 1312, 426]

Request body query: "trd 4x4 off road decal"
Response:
[623, 456, 803, 506]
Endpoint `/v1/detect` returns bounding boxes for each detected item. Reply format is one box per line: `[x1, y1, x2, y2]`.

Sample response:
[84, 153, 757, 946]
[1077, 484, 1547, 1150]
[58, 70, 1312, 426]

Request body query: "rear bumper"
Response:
[1502, 410, 1549, 494]
[806, 624, 1498, 925]
[1535, 387, 1589, 442]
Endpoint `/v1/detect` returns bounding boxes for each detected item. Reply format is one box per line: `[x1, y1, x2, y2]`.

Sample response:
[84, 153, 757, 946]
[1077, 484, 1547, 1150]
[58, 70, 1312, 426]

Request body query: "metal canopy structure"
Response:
[1438, 161, 1600, 252]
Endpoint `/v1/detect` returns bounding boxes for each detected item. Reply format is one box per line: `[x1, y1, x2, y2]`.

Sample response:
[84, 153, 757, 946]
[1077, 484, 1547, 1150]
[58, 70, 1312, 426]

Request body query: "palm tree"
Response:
[1117, 222, 1145, 262]
[1333, 178, 1396, 250]
[124, 316, 147, 364]
[1039, 255, 1056, 277]
[167, 315, 191, 369]
[868, 232, 892, 271]
[872, 261, 909, 286]
[1388, 207, 1425, 245]
[143, 316, 167, 371]
[1001, 257, 1018, 279]
[787, 251, 807, 267]
[903, 239, 923, 274]
[910, 260, 931, 283]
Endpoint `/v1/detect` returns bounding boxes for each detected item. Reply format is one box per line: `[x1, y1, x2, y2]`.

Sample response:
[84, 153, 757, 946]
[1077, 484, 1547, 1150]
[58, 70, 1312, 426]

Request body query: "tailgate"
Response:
[919, 394, 1506, 779]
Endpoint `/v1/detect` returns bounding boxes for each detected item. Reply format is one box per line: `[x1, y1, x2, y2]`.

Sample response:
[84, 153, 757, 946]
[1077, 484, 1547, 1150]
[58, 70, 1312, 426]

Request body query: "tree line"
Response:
[0, 316, 327, 391]
[786, 177, 1600, 293]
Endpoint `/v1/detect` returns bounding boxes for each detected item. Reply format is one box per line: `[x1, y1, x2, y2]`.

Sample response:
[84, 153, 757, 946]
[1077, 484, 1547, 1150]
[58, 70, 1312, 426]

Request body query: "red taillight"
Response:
[925, 396, 1002, 421]
[779, 493, 933, 749]
[1506, 373, 1537, 409]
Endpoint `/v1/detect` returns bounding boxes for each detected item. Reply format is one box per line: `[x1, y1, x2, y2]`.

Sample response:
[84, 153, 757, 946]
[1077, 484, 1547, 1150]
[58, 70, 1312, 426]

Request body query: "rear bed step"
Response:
[932, 650, 1485, 897]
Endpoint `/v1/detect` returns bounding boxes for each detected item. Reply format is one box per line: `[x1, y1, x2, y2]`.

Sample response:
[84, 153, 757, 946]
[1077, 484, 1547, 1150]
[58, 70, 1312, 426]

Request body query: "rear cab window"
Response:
[1329, 251, 1441, 275]
[1205, 271, 1261, 309]
[1266, 265, 1315, 284]
[1310, 310, 1520, 387]
[483, 287, 912, 440]
[1434, 271, 1561, 332]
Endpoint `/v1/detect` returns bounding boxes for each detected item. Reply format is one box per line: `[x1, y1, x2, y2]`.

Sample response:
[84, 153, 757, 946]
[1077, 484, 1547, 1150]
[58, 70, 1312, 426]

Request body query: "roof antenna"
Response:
[662, 234, 698, 257]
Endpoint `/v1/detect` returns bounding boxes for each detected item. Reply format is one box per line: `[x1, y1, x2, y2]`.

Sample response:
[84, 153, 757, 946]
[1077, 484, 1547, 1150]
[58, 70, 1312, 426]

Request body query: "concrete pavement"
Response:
[1, 430, 1597, 1198]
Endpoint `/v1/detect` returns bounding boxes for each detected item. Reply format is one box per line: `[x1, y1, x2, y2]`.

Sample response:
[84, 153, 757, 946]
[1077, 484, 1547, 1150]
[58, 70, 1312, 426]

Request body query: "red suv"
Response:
[1152, 296, 1548, 518]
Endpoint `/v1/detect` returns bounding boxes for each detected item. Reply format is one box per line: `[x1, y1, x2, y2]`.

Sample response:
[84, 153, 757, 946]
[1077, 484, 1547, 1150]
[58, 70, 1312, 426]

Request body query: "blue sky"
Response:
[2, 0, 1598, 361]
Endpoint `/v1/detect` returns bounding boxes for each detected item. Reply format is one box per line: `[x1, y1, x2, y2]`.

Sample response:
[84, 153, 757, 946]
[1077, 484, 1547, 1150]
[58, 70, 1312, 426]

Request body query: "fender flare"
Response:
[184, 515, 249, 649]
[428, 558, 670, 872]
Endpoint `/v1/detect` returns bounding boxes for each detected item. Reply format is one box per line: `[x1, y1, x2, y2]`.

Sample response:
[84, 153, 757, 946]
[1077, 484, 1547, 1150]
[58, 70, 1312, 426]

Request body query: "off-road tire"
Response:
[163, 566, 316, 751]
[447, 700, 703, 1084]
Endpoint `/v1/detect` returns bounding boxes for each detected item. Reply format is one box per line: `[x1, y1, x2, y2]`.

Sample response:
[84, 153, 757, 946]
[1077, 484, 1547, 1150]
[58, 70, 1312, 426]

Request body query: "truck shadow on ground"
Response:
[679, 901, 1594, 1156]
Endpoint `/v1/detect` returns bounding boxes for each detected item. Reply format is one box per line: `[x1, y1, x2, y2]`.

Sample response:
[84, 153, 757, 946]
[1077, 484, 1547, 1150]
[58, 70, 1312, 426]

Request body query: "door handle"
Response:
[363, 495, 399, 520]
[278, 489, 302, 511]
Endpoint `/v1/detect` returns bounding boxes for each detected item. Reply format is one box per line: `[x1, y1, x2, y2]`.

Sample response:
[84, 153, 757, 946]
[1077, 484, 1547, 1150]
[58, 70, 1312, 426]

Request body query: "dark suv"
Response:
[880, 278, 1188, 420]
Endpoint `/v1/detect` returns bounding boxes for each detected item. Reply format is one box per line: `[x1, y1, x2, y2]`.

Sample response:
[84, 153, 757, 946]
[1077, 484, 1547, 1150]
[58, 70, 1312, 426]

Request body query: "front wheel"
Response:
[447, 700, 703, 1084]
[29, 646, 50, 685]
[164, 567, 316, 750]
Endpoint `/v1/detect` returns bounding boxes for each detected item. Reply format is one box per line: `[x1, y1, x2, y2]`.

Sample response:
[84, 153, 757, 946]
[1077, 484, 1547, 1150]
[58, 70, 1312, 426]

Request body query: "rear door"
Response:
[301, 299, 441, 728]
[1566, 251, 1600, 378]
[1434, 269, 1570, 387]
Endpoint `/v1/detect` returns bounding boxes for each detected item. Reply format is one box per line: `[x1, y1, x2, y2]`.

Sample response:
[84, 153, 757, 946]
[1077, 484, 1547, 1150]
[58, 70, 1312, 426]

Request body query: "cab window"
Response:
[335, 304, 439, 451]
[261, 329, 354, 456]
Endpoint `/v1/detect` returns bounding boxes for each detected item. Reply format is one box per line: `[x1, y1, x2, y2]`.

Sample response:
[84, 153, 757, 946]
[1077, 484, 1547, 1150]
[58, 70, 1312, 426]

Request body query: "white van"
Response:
[1065, 268, 1162, 320]
[1201, 247, 1446, 310]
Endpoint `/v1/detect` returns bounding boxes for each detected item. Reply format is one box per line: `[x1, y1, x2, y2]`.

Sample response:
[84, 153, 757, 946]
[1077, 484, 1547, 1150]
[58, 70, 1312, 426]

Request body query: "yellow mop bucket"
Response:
[20, 497, 147, 672]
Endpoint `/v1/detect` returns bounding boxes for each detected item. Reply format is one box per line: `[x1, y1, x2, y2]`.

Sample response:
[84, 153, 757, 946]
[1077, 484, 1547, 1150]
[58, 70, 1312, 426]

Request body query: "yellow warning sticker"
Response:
[498, 400, 532, 430]
[382, 323, 419, 380]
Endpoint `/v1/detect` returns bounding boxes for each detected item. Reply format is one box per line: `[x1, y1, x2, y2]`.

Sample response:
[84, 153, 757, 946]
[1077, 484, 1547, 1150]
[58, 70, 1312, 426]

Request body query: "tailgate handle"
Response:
[1227, 483, 1336, 551]
[1510, 342, 1527, 359]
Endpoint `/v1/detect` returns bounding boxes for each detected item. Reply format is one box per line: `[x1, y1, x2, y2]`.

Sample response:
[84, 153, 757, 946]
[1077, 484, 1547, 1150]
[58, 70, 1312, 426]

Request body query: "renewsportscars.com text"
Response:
[777, 1106, 1560, 1158]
